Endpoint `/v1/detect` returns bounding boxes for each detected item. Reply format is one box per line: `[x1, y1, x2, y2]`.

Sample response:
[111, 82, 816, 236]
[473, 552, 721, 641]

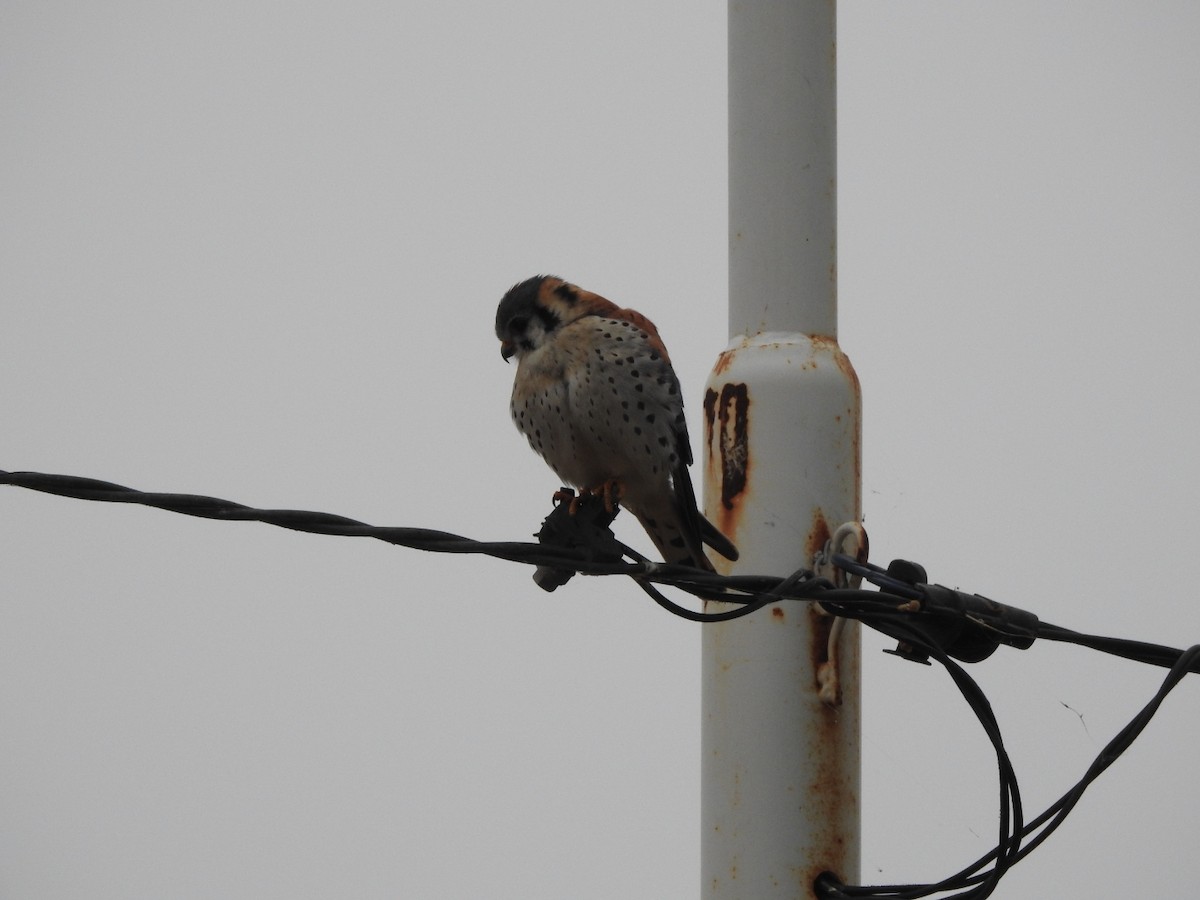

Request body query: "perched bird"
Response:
[495, 275, 738, 570]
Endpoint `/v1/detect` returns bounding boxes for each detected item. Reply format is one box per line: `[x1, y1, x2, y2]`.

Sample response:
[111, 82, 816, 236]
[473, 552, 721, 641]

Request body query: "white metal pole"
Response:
[702, 2, 861, 897]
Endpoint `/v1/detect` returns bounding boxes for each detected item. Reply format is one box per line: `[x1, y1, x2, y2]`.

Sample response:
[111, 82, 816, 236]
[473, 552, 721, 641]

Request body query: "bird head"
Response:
[495, 275, 589, 361]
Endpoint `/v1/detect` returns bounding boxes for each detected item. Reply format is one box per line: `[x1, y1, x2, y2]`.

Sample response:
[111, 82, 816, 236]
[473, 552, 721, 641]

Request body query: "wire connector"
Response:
[883, 559, 1039, 664]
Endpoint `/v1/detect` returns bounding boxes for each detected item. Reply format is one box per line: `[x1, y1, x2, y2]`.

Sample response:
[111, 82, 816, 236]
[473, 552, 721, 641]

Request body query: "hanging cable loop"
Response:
[3, 466, 1197, 899]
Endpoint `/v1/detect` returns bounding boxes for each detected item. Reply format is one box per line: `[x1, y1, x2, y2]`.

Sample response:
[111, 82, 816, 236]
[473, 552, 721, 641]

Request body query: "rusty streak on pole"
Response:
[702, 2, 861, 897]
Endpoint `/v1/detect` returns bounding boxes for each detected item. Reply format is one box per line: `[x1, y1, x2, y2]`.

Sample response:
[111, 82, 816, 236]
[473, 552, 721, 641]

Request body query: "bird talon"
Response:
[600, 479, 623, 513]
[552, 488, 580, 515]
[574, 480, 624, 515]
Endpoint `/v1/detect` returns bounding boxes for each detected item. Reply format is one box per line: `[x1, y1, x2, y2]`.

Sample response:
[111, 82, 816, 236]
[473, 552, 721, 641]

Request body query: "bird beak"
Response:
[500, 340, 515, 362]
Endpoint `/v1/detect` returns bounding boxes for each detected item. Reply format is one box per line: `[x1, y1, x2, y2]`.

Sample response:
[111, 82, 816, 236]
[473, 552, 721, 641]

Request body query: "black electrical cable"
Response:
[818, 641, 1200, 899]
[634, 564, 831, 623]
[4, 467, 1199, 899]
[816, 617, 1023, 899]
[0, 470, 714, 597]
[1007, 642, 1200, 863]
[1036, 622, 1200, 674]
[0, 469, 832, 617]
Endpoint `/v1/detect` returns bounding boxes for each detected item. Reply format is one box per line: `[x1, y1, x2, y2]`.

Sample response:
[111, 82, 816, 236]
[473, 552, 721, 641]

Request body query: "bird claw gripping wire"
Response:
[811, 522, 869, 707]
[532, 488, 625, 592]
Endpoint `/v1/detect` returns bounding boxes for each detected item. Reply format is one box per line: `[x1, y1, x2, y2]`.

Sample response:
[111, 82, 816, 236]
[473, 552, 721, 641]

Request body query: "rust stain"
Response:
[702, 387, 718, 467]
[703, 382, 750, 542]
[833, 347, 861, 397]
[770, 606, 785, 621]
[807, 507, 834, 677]
[806, 513, 854, 873]
[808, 334, 859, 389]
[850, 411, 862, 517]
[805, 506, 831, 565]
[808, 338, 864, 518]
[716, 383, 749, 511]
[715, 384, 744, 547]
[712, 349, 736, 377]
[809, 603, 834, 672]
[799, 749, 857, 884]
[797, 673, 856, 889]
[836, 346, 863, 517]
[801, 567, 860, 886]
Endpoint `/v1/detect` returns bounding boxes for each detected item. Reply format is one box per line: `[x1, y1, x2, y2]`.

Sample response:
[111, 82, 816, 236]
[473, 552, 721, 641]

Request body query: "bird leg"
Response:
[602, 478, 624, 513]
[554, 480, 624, 515]
[583, 478, 624, 514]
[552, 488, 579, 514]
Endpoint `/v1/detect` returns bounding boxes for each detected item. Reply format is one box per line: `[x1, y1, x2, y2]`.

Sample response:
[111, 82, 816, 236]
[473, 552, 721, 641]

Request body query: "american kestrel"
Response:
[495, 275, 738, 571]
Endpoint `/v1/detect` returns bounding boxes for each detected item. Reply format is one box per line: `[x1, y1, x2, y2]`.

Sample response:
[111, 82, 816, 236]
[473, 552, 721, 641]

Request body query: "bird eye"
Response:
[509, 315, 529, 335]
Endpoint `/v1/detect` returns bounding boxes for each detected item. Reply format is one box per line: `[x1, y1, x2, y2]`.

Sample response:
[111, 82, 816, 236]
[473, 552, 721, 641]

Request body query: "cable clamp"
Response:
[811, 522, 868, 706]
[812, 521, 869, 594]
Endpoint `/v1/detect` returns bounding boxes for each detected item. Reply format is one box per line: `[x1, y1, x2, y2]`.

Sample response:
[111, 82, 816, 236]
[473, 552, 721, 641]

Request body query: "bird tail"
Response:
[631, 467, 738, 571]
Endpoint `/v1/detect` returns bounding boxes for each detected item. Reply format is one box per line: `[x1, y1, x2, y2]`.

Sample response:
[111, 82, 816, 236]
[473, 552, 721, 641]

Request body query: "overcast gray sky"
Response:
[3, 3, 1199, 898]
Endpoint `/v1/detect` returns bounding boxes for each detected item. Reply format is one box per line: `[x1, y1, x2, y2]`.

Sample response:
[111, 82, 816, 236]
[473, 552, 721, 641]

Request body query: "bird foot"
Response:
[584, 479, 624, 514]
[553, 481, 624, 515]
[552, 488, 579, 514]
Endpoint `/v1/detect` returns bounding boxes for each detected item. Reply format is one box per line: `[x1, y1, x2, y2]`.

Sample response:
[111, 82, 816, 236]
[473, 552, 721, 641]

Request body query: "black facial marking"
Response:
[553, 281, 580, 304]
[495, 275, 563, 345]
[534, 303, 559, 333]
